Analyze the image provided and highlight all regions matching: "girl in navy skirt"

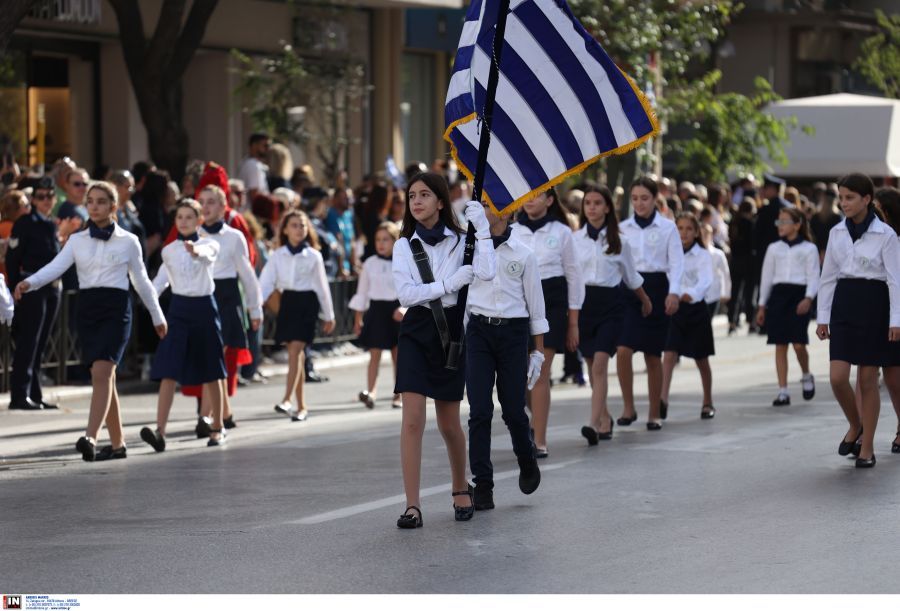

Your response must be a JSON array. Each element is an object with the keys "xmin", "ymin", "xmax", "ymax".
[
  {"xmin": 817, "ymin": 173, "xmax": 900, "ymax": 468},
  {"xmin": 574, "ymin": 186, "xmax": 650, "ymax": 444},
  {"xmin": 143, "ymin": 199, "xmax": 228, "ymax": 449},
  {"xmin": 511, "ymin": 188, "xmax": 583, "ymax": 457},
  {"xmin": 873, "ymin": 187, "xmax": 900, "ymax": 453},
  {"xmin": 660, "ymin": 212, "xmax": 716, "ymax": 419},
  {"xmin": 393, "ymin": 172, "xmax": 495, "ymax": 528},
  {"xmin": 756, "ymin": 207, "xmax": 820, "ymax": 407},
  {"xmin": 350, "ymin": 221, "xmax": 404, "ymax": 409},
  {"xmin": 617, "ymin": 177, "xmax": 684, "ymax": 430},
  {"xmin": 14, "ymin": 182, "xmax": 166, "ymax": 461},
  {"xmin": 259, "ymin": 210, "xmax": 335, "ymax": 422}
]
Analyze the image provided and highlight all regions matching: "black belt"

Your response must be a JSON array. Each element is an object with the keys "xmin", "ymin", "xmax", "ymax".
[{"xmin": 471, "ymin": 313, "xmax": 528, "ymax": 326}]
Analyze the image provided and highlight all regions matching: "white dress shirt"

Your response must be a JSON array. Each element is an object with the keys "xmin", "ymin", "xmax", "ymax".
[
  {"xmin": 573, "ymin": 225, "xmax": 643, "ymax": 290},
  {"xmin": 392, "ymin": 225, "xmax": 496, "ymax": 309},
  {"xmin": 619, "ymin": 213, "xmax": 684, "ymax": 295},
  {"xmin": 818, "ymin": 217, "xmax": 900, "ymax": 326},
  {"xmin": 153, "ymin": 237, "xmax": 219, "ymax": 297},
  {"xmin": 258, "ymin": 245, "xmax": 335, "ymax": 321},
  {"xmin": 758, "ymin": 239, "xmax": 820, "ymax": 306},
  {"xmin": 237, "ymin": 157, "xmax": 269, "ymax": 195},
  {"xmin": 0, "ymin": 272, "xmax": 13, "ymax": 322},
  {"xmin": 25, "ymin": 223, "xmax": 165, "ymax": 325},
  {"xmin": 467, "ymin": 234, "xmax": 549, "ymax": 336},
  {"xmin": 349, "ymin": 255, "xmax": 397, "ymax": 311},
  {"xmin": 706, "ymin": 245, "xmax": 732, "ymax": 304},
  {"xmin": 200, "ymin": 223, "xmax": 263, "ymax": 320},
  {"xmin": 680, "ymin": 243, "xmax": 713, "ymax": 304},
  {"xmin": 510, "ymin": 219, "xmax": 584, "ymax": 309}
]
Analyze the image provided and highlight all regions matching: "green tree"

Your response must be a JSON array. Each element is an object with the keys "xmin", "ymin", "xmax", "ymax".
[{"xmin": 853, "ymin": 9, "xmax": 900, "ymax": 99}]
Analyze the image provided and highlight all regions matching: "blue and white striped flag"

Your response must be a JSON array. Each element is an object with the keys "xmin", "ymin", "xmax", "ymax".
[{"xmin": 444, "ymin": 0, "xmax": 659, "ymax": 215}]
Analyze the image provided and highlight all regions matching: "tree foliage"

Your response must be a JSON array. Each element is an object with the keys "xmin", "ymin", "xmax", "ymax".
[{"xmin": 853, "ymin": 9, "xmax": 900, "ymax": 99}]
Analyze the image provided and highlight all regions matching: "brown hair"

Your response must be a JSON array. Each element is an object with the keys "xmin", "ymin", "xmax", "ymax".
[
  {"xmin": 401, "ymin": 172, "xmax": 463, "ymax": 240},
  {"xmin": 0, "ymin": 189, "xmax": 27, "ymax": 222},
  {"xmin": 778, "ymin": 206, "xmax": 812, "ymax": 242},
  {"xmin": 278, "ymin": 209, "xmax": 321, "ymax": 251},
  {"xmin": 675, "ymin": 211, "xmax": 706, "ymax": 248},
  {"xmin": 174, "ymin": 197, "xmax": 202, "ymax": 217},
  {"xmin": 875, "ymin": 187, "xmax": 900, "ymax": 236},
  {"xmin": 87, "ymin": 181, "xmax": 119, "ymax": 206},
  {"xmin": 837, "ymin": 173, "xmax": 875, "ymax": 209},
  {"xmin": 579, "ymin": 184, "xmax": 622, "ymax": 255}
]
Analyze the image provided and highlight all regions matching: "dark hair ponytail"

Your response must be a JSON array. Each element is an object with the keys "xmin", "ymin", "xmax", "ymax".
[
  {"xmin": 580, "ymin": 184, "xmax": 622, "ymax": 255},
  {"xmin": 837, "ymin": 173, "xmax": 875, "ymax": 210},
  {"xmin": 876, "ymin": 187, "xmax": 900, "ymax": 236},
  {"xmin": 544, "ymin": 187, "xmax": 568, "ymax": 224}
]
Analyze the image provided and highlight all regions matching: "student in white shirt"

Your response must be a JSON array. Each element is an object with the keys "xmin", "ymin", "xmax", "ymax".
[
  {"xmin": 817, "ymin": 173, "xmax": 900, "ymax": 468},
  {"xmin": 617, "ymin": 176, "xmax": 684, "ymax": 430},
  {"xmin": 14, "ymin": 182, "xmax": 166, "ymax": 462},
  {"xmin": 0, "ymin": 272, "xmax": 13, "ymax": 327},
  {"xmin": 392, "ymin": 172, "xmax": 496, "ymax": 528},
  {"xmin": 465, "ymin": 202, "xmax": 546, "ymax": 512},
  {"xmin": 660, "ymin": 212, "xmax": 716, "ymax": 419},
  {"xmin": 142, "ymin": 199, "xmax": 228, "ymax": 450},
  {"xmin": 701, "ymin": 223, "xmax": 731, "ymax": 318},
  {"xmin": 755, "ymin": 207, "xmax": 820, "ymax": 407},
  {"xmin": 873, "ymin": 187, "xmax": 900, "ymax": 454},
  {"xmin": 574, "ymin": 186, "xmax": 650, "ymax": 445},
  {"xmin": 259, "ymin": 209, "xmax": 336, "ymax": 423},
  {"xmin": 350, "ymin": 221, "xmax": 404, "ymax": 410},
  {"xmin": 511, "ymin": 187, "xmax": 583, "ymax": 458}
]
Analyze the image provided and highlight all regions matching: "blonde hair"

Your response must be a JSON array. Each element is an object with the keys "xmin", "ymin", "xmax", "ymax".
[
  {"xmin": 268, "ymin": 143, "xmax": 294, "ymax": 180},
  {"xmin": 87, "ymin": 181, "xmax": 118, "ymax": 206},
  {"xmin": 375, "ymin": 220, "xmax": 400, "ymax": 241},
  {"xmin": 278, "ymin": 209, "xmax": 321, "ymax": 251},
  {"xmin": 175, "ymin": 197, "xmax": 202, "ymax": 217},
  {"xmin": 200, "ymin": 184, "xmax": 227, "ymax": 206}
]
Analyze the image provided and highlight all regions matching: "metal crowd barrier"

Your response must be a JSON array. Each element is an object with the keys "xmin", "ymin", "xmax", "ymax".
[{"xmin": 0, "ymin": 278, "xmax": 359, "ymax": 393}]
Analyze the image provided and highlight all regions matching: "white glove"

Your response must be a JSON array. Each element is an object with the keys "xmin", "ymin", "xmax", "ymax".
[
  {"xmin": 0, "ymin": 311, "xmax": 12, "ymax": 327},
  {"xmin": 443, "ymin": 265, "xmax": 474, "ymax": 294},
  {"xmin": 526, "ymin": 351, "xmax": 545, "ymax": 390},
  {"xmin": 464, "ymin": 200, "xmax": 491, "ymax": 239}
]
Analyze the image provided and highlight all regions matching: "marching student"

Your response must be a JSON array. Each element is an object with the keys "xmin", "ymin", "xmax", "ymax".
[
  {"xmin": 350, "ymin": 221, "xmax": 404, "ymax": 410},
  {"xmin": 511, "ymin": 187, "xmax": 583, "ymax": 458},
  {"xmin": 617, "ymin": 176, "xmax": 684, "ymax": 430},
  {"xmin": 259, "ymin": 209, "xmax": 335, "ymax": 422},
  {"xmin": 574, "ymin": 186, "xmax": 650, "ymax": 444},
  {"xmin": 702, "ymin": 223, "xmax": 731, "ymax": 319},
  {"xmin": 141, "ymin": 199, "xmax": 228, "ymax": 450},
  {"xmin": 466, "ymin": 203, "xmax": 545, "ymax": 511},
  {"xmin": 817, "ymin": 173, "xmax": 900, "ymax": 468},
  {"xmin": 14, "ymin": 182, "xmax": 166, "ymax": 461},
  {"xmin": 755, "ymin": 207, "xmax": 820, "ymax": 407},
  {"xmin": 392, "ymin": 172, "xmax": 495, "ymax": 528},
  {"xmin": 660, "ymin": 212, "xmax": 716, "ymax": 419}
]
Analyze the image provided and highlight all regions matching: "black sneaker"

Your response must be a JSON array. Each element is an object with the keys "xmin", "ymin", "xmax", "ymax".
[
  {"xmin": 473, "ymin": 484, "xmax": 494, "ymax": 510},
  {"xmin": 518, "ymin": 456, "xmax": 541, "ymax": 495},
  {"xmin": 195, "ymin": 416, "xmax": 212, "ymax": 439},
  {"xmin": 75, "ymin": 436, "xmax": 96, "ymax": 462},
  {"xmin": 94, "ymin": 445, "xmax": 127, "ymax": 461},
  {"xmin": 140, "ymin": 427, "xmax": 166, "ymax": 452}
]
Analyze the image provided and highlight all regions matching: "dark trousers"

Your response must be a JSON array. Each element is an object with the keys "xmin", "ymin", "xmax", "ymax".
[
  {"xmin": 563, "ymin": 348, "xmax": 583, "ymax": 378},
  {"xmin": 465, "ymin": 317, "xmax": 534, "ymax": 489},
  {"xmin": 10, "ymin": 285, "xmax": 60, "ymax": 403},
  {"xmin": 728, "ymin": 260, "xmax": 756, "ymax": 327}
]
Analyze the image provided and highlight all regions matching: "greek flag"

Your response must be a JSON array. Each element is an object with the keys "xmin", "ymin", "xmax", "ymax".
[{"xmin": 444, "ymin": 0, "xmax": 659, "ymax": 215}]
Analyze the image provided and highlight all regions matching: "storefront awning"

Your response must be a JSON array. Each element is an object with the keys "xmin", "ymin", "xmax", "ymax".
[{"xmin": 765, "ymin": 93, "xmax": 900, "ymax": 178}]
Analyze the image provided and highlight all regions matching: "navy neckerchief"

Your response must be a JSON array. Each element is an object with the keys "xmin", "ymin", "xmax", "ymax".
[
  {"xmin": 683, "ymin": 240, "xmax": 700, "ymax": 254},
  {"xmin": 203, "ymin": 220, "xmax": 225, "ymax": 234},
  {"xmin": 846, "ymin": 209, "xmax": 876, "ymax": 243},
  {"xmin": 287, "ymin": 241, "xmax": 307, "ymax": 255},
  {"xmin": 781, "ymin": 235, "xmax": 805, "ymax": 247},
  {"xmin": 177, "ymin": 232, "xmax": 200, "ymax": 242},
  {"xmin": 586, "ymin": 220, "xmax": 607, "ymax": 241},
  {"xmin": 87, "ymin": 221, "xmax": 115, "ymax": 242},
  {"xmin": 634, "ymin": 209, "xmax": 656, "ymax": 229},
  {"xmin": 376, "ymin": 253, "xmax": 393, "ymax": 261},
  {"xmin": 491, "ymin": 225, "xmax": 512, "ymax": 249},
  {"xmin": 415, "ymin": 221, "xmax": 447, "ymax": 247},
  {"xmin": 518, "ymin": 214, "xmax": 553, "ymax": 234}
]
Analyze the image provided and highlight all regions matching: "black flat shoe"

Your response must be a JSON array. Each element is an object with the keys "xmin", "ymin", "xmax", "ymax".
[
  {"xmin": 75, "ymin": 436, "xmax": 96, "ymax": 462},
  {"xmin": 646, "ymin": 421, "xmax": 662, "ymax": 431},
  {"xmin": 597, "ymin": 417, "xmax": 614, "ymax": 441},
  {"xmin": 473, "ymin": 484, "xmax": 494, "ymax": 510},
  {"xmin": 94, "ymin": 445, "xmax": 127, "ymax": 461},
  {"xmin": 772, "ymin": 394, "xmax": 791, "ymax": 407},
  {"xmin": 397, "ymin": 506, "xmax": 423, "ymax": 528},
  {"xmin": 207, "ymin": 429, "xmax": 227, "ymax": 447},
  {"xmin": 452, "ymin": 484, "xmax": 475, "ymax": 521},
  {"xmin": 140, "ymin": 427, "xmax": 166, "ymax": 452},
  {"xmin": 892, "ymin": 433, "xmax": 900, "ymax": 454},
  {"xmin": 223, "ymin": 416, "xmax": 237, "ymax": 429},
  {"xmin": 855, "ymin": 455, "xmax": 876, "ymax": 468},
  {"xmin": 581, "ymin": 426, "xmax": 599, "ymax": 446},
  {"xmin": 518, "ymin": 456, "xmax": 541, "ymax": 494},
  {"xmin": 9, "ymin": 398, "xmax": 42, "ymax": 411},
  {"xmin": 701, "ymin": 405, "xmax": 716, "ymax": 420},
  {"xmin": 659, "ymin": 399, "xmax": 668, "ymax": 420},
  {"xmin": 195, "ymin": 416, "xmax": 212, "ymax": 439},
  {"xmin": 358, "ymin": 390, "xmax": 375, "ymax": 409},
  {"xmin": 535, "ymin": 447, "xmax": 549, "ymax": 459},
  {"xmin": 38, "ymin": 401, "xmax": 59, "ymax": 410},
  {"xmin": 617, "ymin": 413, "xmax": 638, "ymax": 426},
  {"xmin": 838, "ymin": 427, "xmax": 863, "ymax": 457}
]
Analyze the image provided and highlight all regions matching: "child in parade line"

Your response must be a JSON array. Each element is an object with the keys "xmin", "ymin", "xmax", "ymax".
[
  {"xmin": 574, "ymin": 186, "xmax": 650, "ymax": 444},
  {"xmin": 702, "ymin": 223, "xmax": 731, "ymax": 319},
  {"xmin": 259, "ymin": 210, "xmax": 336, "ymax": 422},
  {"xmin": 392, "ymin": 172, "xmax": 495, "ymax": 528},
  {"xmin": 511, "ymin": 188, "xmax": 583, "ymax": 458},
  {"xmin": 14, "ymin": 182, "xmax": 166, "ymax": 461},
  {"xmin": 466, "ymin": 202, "xmax": 545, "ymax": 511},
  {"xmin": 660, "ymin": 212, "xmax": 716, "ymax": 419},
  {"xmin": 755, "ymin": 207, "xmax": 820, "ymax": 407},
  {"xmin": 350, "ymin": 221, "xmax": 405, "ymax": 410},
  {"xmin": 617, "ymin": 177, "xmax": 684, "ymax": 430},
  {"xmin": 141, "ymin": 199, "xmax": 228, "ymax": 450},
  {"xmin": 816, "ymin": 174, "xmax": 900, "ymax": 468}
]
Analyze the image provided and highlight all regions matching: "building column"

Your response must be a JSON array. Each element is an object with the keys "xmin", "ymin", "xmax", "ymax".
[{"xmin": 371, "ymin": 7, "xmax": 404, "ymax": 170}]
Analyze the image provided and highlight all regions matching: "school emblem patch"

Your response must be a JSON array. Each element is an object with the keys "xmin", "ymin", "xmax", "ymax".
[
  {"xmin": 7, "ymin": 237, "xmax": 18, "ymax": 249},
  {"xmin": 858, "ymin": 256, "xmax": 870, "ymax": 268},
  {"xmin": 505, "ymin": 260, "xmax": 524, "ymax": 277},
  {"xmin": 545, "ymin": 236, "xmax": 559, "ymax": 249},
  {"xmin": 645, "ymin": 230, "xmax": 659, "ymax": 244}
]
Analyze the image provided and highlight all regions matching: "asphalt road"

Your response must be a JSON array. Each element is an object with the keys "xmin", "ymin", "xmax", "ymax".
[{"xmin": 2, "ymin": 324, "xmax": 900, "ymax": 594}]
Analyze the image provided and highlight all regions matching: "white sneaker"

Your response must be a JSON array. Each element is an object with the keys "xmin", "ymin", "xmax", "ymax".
[
  {"xmin": 802, "ymin": 374, "xmax": 815, "ymax": 400},
  {"xmin": 274, "ymin": 401, "xmax": 292, "ymax": 415},
  {"xmin": 290, "ymin": 408, "xmax": 308, "ymax": 422}
]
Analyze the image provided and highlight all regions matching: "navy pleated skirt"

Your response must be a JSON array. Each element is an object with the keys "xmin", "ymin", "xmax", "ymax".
[
  {"xmin": 578, "ymin": 285, "xmax": 624, "ymax": 358},
  {"xmin": 665, "ymin": 301, "xmax": 715, "ymax": 359},
  {"xmin": 76, "ymin": 287, "xmax": 132, "ymax": 366},
  {"xmin": 619, "ymin": 272, "xmax": 669, "ymax": 357},
  {"xmin": 394, "ymin": 305, "xmax": 465, "ymax": 401},
  {"xmin": 829, "ymin": 278, "xmax": 892, "ymax": 366},
  {"xmin": 214, "ymin": 277, "xmax": 249, "ymax": 349},
  {"xmin": 541, "ymin": 276, "xmax": 569, "ymax": 352},
  {"xmin": 151, "ymin": 294, "xmax": 226, "ymax": 385},
  {"xmin": 275, "ymin": 290, "xmax": 319, "ymax": 344},
  {"xmin": 765, "ymin": 283, "xmax": 810, "ymax": 345},
  {"xmin": 359, "ymin": 299, "xmax": 401, "ymax": 350}
]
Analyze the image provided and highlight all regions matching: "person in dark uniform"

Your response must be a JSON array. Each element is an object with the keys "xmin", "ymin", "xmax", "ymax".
[
  {"xmin": 753, "ymin": 174, "xmax": 792, "ymax": 324},
  {"xmin": 4, "ymin": 177, "xmax": 61, "ymax": 410}
]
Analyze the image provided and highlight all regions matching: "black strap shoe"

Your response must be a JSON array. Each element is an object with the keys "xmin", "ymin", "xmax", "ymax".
[
  {"xmin": 95, "ymin": 445, "xmax": 127, "ymax": 461},
  {"xmin": 597, "ymin": 417, "xmax": 614, "ymax": 441},
  {"xmin": 452, "ymin": 484, "xmax": 475, "ymax": 521},
  {"xmin": 195, "ymin": 416, "xmax": 212, "ymax": 439},
  {"xmin": 518, "ymin": 457, "xmax": 541, "ymax": 495},
  {"xmin": 647, "ymin": 421, "xmax": 662, "ymax": 431},
  {"xmin": 140, "ymin": 427, "xmax": 166, "ymax": 452},
  {"xmin": 701, "ymin": 405, "xmax": 716, "ymax": 420},
  {"xmin": 397, "ymin": 506, "xmax": 423, "ymax": 528}
]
